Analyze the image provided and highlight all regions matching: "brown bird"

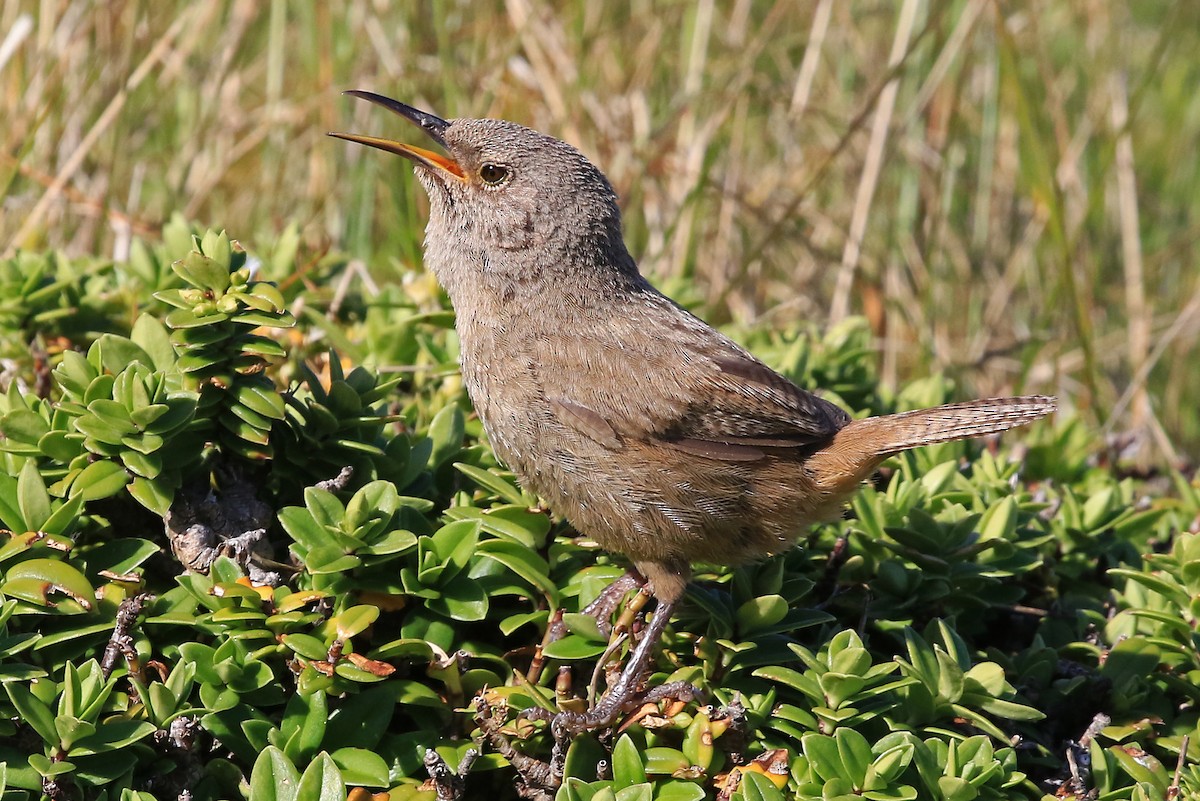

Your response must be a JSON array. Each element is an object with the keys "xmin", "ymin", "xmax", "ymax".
[{"xmin": 331, "ymin": 91, "xmax": 1055, "ymax": 732}]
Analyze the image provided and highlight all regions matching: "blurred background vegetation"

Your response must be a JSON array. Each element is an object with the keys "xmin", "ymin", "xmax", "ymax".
[{"xmin": 2, "ymin": 0, "xmax": 1198, "ymax": 465}]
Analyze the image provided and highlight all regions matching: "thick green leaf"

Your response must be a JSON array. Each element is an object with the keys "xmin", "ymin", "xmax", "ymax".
[
  {"xmin": 736, "ymin": 771, "xmax": 786, "ymax": 801},
  {"xmin": 736, "ymin": 594, "xmax": 788, "ymax": 633},
  {"xmin": 2, "ymin": 558, "xmax": 94, "ymax": 610},
  {"xmin": 71, "ymin": 459, "xmax": 130, "ymax": 500},
  {"xmin": 330, "ymin": 747, "xmax": 389, "ymax": 787},
  {"xmin": 453, "ymin": 463, "xmax": 528, "ymax": 506},
  {"xmin": 250, "ymin": 745, "xmax": 301, "ymax": 801},
  {"xmin": 427, "ymin": 404, "xmax": 464, "ymax": 468},
  {"xmin": 611, "ymin": 734, "xmax": 646, "ymax": 788},
  {"xmin": 475, "ymin": 539, "xmax": 557, "ymax": 599},
  {"xmin": 0, "ymin": 410, "xmax": 49, "ymax": 445},
  {"xmin": 17, "ymin": 460, "xmax": 51, "ymax": 531},
  {"xmin": 428, "ymin": 578, "xmax": 489, "ymax": 621},
  {"xmin": 4, "ymin": 682, "xmax": 57, "ymax": 744},
  {"xmin": 280, "ymin": 690, "xmax": 327, "ymax": 764},
  {"xmin": 295, "ymin": 752, "xmax": 346, "ymax": 801},
  {"xmin": 70, "ymin": 720, "xmax": 156, "ymax": 755},
  {"xmin": 128, "ymin": 476, "xmax": 174, "ymax": 515},
  {"xmin": 542, "ymin": 635, "xmax": 609, "ymax": 661}
]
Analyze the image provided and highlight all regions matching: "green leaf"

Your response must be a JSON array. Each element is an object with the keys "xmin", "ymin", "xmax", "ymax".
[
  {"xmin": 542, "ymin": 635, "xmax": 609, "ymax": 660},
  {"xmin": 453, "ymin": 462, "xmax": 528, "ymax": 506},
  {"xmin": 75, "ymin": 415, "xmax": 130, "ymax": 446},
  {"xmin": 736, "ymin": 594, "xmax": 788, "ymax": 633},
  {"xmin": 735, "ymin": 771, "xmax": 786, "ymax": 801},
  {"xmin": 803, "ymin": 734, "xmax": 842, "ymax": 783},
  {"xmin": 428, "ymin": 579, "xmax": 489, "ymax": 621},
  {"xmin": 295, "ymin": 753, "xmax": 346, "ymax": 801},
  {"xmin": 279, "ymin": 506, "xmax": 337, "ymax": 550},
  {"xmin": 250, "ymin": 745, "xmax": 301, "ymax": 801},
  {"xmin": 978, "ymin": 496, "xmax": 1017, "ymax": 541},
  {"xmin": 71, "ymin": 459, "xmax": 131, "ymax": 500},
  {"xmin": 614, "ymin": 784, "xmax": 652, "ymax": 801},
  {"xmin": 70, "ymin": 720, "xmax": 156, "ymax": 754},
  {"xmin": 128, "ymin": 476, "xmax": 175, "ymax": 515},
  {"xmin": 936, "ymin": 776, "xmax": 977, "ymax": 801},
  {"xmin": 130, "ymin": 314, "xmax": 178, "ymax": 370},
  {"xmin": 41, "ymin": 493, "xmax": 85, "ymax": 536},
  {"xmin": 429, "ymin": 519, "xmax": 480, "ymax": 571},
  {"xmin": 234, "ymin": 381, "xmax": 288, "ymax": 420},
  {"xmin": 642, "ymin": 747, "xmax": 689, "ymax": 775},
  {"xmin": 17, "ymin": 460, "xmax": 51, "ymax": 531},
  {"xmin": 174, "ymin": 249, "xmax": 232, "ymax": 293},
  {"xmin": 653, "ymin": 781, "xmax": 706, "ymax": 801},
  {"xmin": 835, "ymin": 727, "xmax": 873, "ymax": 786},
  {"xmin": 38, "ymin": 430, "xmax": 83, "ymax": 462},
  {"xmin": 444, "ymin": 504, "xmax": 542, "ymax": 548},
  {"xmin": 325, "ymin": 685, "xmax": 398, "ymax": 750},
  {"xmin": 2, "ymin": 558, "xmax": 95, "ymax": 610},
  {"xmin": 4, "ymin": 682, "xmax": 58, "ymax": 744},
  {"xmin": 281, "ymin": 690, "xmax": 327, "ymax": 764},
  {"xmin": 611, "ymin": 734, "xmax": 646, "ymax": 788},
  {"xmin": 968, "ymin": 696, "xmax": 1045, "ymax": 721},
  {"xmin": 427, "ymin": 404, "xmax": 464, "ymax": 468},
  {"xmin": 283, "ymin": 634, "xmax": 330, "ymax": 661},
  {"xmin": 304, "ymin": 487, "xmax": 345, "ymax": 529},
  {"xmin": 232, "ymin": 309, "xmax": 294, "ymax": 327},
  {"xmin": 0, "ymin": 410, "xmax": 50, "ymax": 444},
  {"xmin": 332, "ymin": 605, "xmax": 379, "ymax": 639},
  {"xmin": 330, "ymin": 747, "xmax": 389, "ymax": 787},
  {"xmin": 476, "ymin": 539, "xmax": 557, "ymax": 599},
  {"xmin": 28, "ymin": 753, "xmax": 75, "ymax": 778},
  {"xmin": 82, "ymin": 537, "xmax": 160, "ymax": 575},
  {"xmin": 87, "ymin": 398, "xmax": 136, "ymax": 429},
  {"xmin": 54, "ymin": 715, "xmax": 97, "ymax": 750}
]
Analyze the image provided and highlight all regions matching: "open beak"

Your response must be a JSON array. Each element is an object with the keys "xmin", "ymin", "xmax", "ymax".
[{"xmin": 329, "ymin": 90, "xmax": 465, "ymax": 181}]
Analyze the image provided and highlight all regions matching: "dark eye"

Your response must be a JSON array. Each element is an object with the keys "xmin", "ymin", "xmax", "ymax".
[{"xmin": 479, "ymin": 163, "xmax": 510, "ymax": 186}]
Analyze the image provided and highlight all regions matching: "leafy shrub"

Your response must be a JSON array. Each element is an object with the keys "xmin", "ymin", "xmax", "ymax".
[{"xmin": 0, "ymin": 226, "xmax": 1195, "ymax": 801}]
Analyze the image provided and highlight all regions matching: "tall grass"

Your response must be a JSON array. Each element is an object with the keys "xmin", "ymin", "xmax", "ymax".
[{"xmin": 3, "ymin": 0, "xmax": 1198, "ymax": 461}]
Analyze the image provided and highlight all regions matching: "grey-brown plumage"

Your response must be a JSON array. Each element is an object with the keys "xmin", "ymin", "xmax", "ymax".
[{"xmin": 331, "ymin": 91, "xmax": 1055, "ymax": 729}]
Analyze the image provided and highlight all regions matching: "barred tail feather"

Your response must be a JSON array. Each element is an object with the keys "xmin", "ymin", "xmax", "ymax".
[{"xmin": 808, "ymin": 395, "xmax": 1055, "ymax": 492}]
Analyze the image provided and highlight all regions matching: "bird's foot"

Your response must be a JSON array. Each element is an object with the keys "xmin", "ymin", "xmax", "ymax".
[{"xmin": 526, "ymin": 596, "xmax": 684, "ymax": 737}]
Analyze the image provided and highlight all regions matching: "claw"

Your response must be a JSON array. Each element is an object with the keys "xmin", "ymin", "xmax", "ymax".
[{"xmin": 545, "ymin": 595, "xmax": 678, "ymax": 736}]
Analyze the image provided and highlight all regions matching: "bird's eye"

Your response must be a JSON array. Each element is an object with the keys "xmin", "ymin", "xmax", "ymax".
[{"xmin": 479, "ymin": 163, "xmax": 510, "ymax": 186}]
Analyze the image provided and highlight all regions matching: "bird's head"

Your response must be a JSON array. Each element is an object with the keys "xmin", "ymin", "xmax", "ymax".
[{"xmin": 331, "ymin": 91, "xmax": 635, "ymax": 298}]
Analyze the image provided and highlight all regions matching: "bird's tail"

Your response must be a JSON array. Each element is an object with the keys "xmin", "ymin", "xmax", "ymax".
[{"xmin": 807, "ymin": 395, "xmax": 1055, "ymax": 492}]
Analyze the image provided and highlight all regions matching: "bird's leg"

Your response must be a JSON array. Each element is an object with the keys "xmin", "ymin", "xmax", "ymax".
[
  {"xmin": 583, "ymin": 571, "xmax": 646, "ymax": 637},
  {"xmin": 545, "ymin": 570, "xmax": 646, "ymax": 643},
  {"xmin": 548, "ymin": 595, "xmax": 677, "ymax": 736}
]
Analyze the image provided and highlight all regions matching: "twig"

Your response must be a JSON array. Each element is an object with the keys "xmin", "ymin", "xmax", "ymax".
[
  {"xmin": 1059, "ymin": 712, "xmax": 1110, "ymax": 797},
  {"xmin": 474, "ymin": 695, "xmax": 557, "ymax": 799},
  {"xmin": 101, "ymin": 593, "xmax": 152, "ymax": 680},
  {"xmin": 1167, "ymin": 734, "xmax": 1189, "ymax": 800},
  {"xmin": 314, "ymin": 466, "xmax": 355, "ymax": 493},
  {"xmin": 423, "ymin": 746, "xmax": 478, "ymax": 801}
]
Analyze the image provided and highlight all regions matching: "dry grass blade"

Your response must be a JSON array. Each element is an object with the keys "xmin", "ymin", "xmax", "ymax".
[
  {"xmin": 2, "ymin": 2, "xmax": 1198, "ymax": 458},
  {"xmin": 829, "ymin": 0, "xmax": 920, "ymax": 324}
]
